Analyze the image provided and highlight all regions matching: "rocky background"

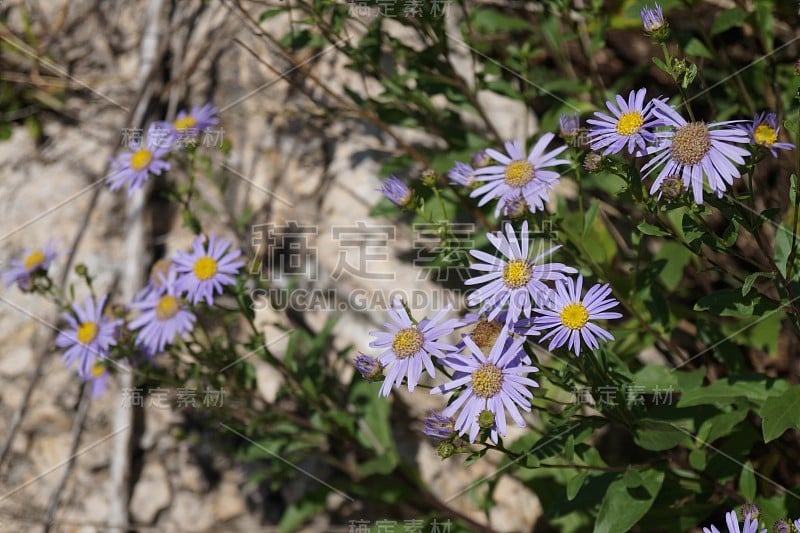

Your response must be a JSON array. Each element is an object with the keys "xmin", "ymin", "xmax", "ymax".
[{"xmin": 0, "ymin": 1, "xmax": 544, "ymax": 531}]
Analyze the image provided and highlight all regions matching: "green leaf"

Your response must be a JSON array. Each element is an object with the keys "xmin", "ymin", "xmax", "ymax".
[
  {"xmin": 742, "ymin": 271, "xmax": 774, "ymax": 296},
  {"xmin": 759, "ymin": 385, "xmax": 800, "ymax": 443},
  {"xmin": 583, "ymin": 201, "xmax": 601, "ymax": 239},
  {"xmin": 694, "ymin": 289, "xmax": 776, "ymax": 318},
  {"xmin": 637, "ymin": 222, "xmax": 669, "ymax": 237},
  {"xmin": 678, "ymin": 373, "xmax": 788, "ymax": 408},
  {"xmin": 684, "ymin": 38, "xmax": 713, "ymax": 59},
  {"xmin": 567, "ymin": 470, "xmax": 589, "ymax": 501},
  {"xmin": 634, "ymin": 420, "xmax": 688, "ymax": 451},
  {"xmin": 655, "ymin": 242, "xmax": 692, "ymax": 292},
  {"xmin": 739, "ymin": 461, "xmax": 757, "ymax": 502},
  {"xmin": 711, "ymin": 8, "xmax": 746, "ymax": 35},
  {"xmin": 594, "ymin": 469, "xmax": 665, "ymax": 533},
  {"xmin": 689, "ymin": 449, "xmax": 707, "ymax": 470}
]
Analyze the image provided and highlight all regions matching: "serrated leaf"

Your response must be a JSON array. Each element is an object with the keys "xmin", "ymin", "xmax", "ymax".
[
  {"xmin": 759, "ymin": 386, "xmax": 800, "ymax": 442},
  {"xmin": 594, "ymin": 469, "xmax": 665, "ymax": 533}
]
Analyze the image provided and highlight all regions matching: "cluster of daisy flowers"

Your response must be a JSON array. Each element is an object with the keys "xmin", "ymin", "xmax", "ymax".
[
  {"xmin": 356, "ymin": 221, "xmax": 622, "ymax": 446},
  {"xmin": 107, "ymin": 103, "xmax": 219, "ymax": 196},
  {"xmin": 2, "ymin": 233, "xmax": 243, "ymax": 397}
]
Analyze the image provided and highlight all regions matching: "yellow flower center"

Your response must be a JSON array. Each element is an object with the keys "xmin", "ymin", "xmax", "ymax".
[
  {"xmin": 671, "ymin": 122, "xmax": 711, "ymax": 165},
  {"xmin": 615, "ymin": 111, "xmax": 644, "ymax": 136},
  {"xmin": 91, "ymin": 362, "xmax": 106, "ymax": 378},
  {"xmin": 472, "ymin": 363, "xmax": 503, "ymax": 398},
  {"xmin": 173, "ymin": 115, "xmax": 197, "ymax": 131},
  {"xmin": 155, "ymin": 295, "xmax": 180, "ymax": 320},
  {"xmin": 503, "ymin": 160, "xmax": 535, "ymax": 188},
  {"xmin": 560, "ymin": 303, "xmax": 589, "ymax": 330},
  {"xmin": 193, "ymin": 256, "xmax": 218, "ymax": 281},
  {"xmin": 23, "ymin": 250, "xmax": 46, "ymax": 271},
  {"xmin": 77, "ymin": 321, "xmax": 99, "ymax": 345},
  {"xmin": 754, "ymin": 124, "xmax": 777, "ymax": 146},
  {"xmin": 470, "ymin": 320, "xmax": 503, "ymax": 352},
  {"xmin": 130, "ymin": 148, "xmax": 153, "ymax": 171},
  {"xmin": 502, "ymin": 259, "xmax": 532, "ymax": 289},
  {"xmin": 391, "ymin": 327, "xmax": 424, "ymax": 359}
]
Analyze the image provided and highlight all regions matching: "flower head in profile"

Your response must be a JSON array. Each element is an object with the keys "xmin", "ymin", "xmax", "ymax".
[
  {"xmin": 559, "ymin": 113, "xmax": 581, "ymax": 141},
  {"xmin": 702, "ymin": 508, "xmax": 765, "ymax": 533},
  {"xmin": 173, "ymin": 103, "xmax": 219, "ymax": 133},
  {"xmin": 129, "ymin": 271, "xmax": 196, "ymax": 354},
  {"xmin": 133, "ymin": 258, "xmax": 175, "ymax": 303},
  {"xmin": 448, "ymin": 161, "xmax": 476, "ymax": 187},
  {"xmin": 2, "ymin": 240, "xmax": 58, "ymax": 291},
  {"xmin": 470, "ymin": 134, "xmax": 569, "ymax": 216},
  {"xmin": 639, "ymin": 4, "xmax": 667, "ymax": 35},
  {"xmin": 378, "ymin": 176, "xmax": 414, "ymax": 208},
  {"xmin": 746, "ymin": 112, "xmax": 794, "ymax": 157},
  {"xmin": 174, "ymin": 234, "xmax": 244, "ymax": 305},
  {"xmin": 354, "ymin": 353, "xmax": 383, "ymax": 381},
  {"xmin": 369, "ymin": 299, "xmax": 461, "ymax": 397},
  {"xmin": 56, "ymin": 295, "xmax": 122, "ymax": 379},
  {"xmin": 471, "ymin": 149, "xmax": 491, "ymax": 168},
  {"xmin": 642, "ymin": 99, "xmax": 751, "ymax": 204},
  {"xmin": 107, "ymin": 122, "xmax": 174, "ymax": 196},
  {"xmin": 587, "ymin": 89, "xmax": 663, "ymax": 156},
  {"xmin": 422, "ymin": 411, "xmax": 455, "ymax": 441},
  {"xmin": 88, "ymin": 361, "xmax": 111, "ymax": 398},
  {"xmin": 533, "ymin": 275, "xmax": 621, "ymax": 356},
  {"xmin": 465, "ymin": 221, "xmax": 577, "ymax": 324},
  {"xmin": 431, "ymin": 327, "xmax": 538, "ymax": 443}
]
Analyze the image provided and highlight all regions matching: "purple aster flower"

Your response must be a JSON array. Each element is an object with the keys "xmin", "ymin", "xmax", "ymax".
[
  {"xmin": 354, "ymin": 353, "xmax": 383, "ymax": 381},
  {"xmin": 471, "ymin": 149, "xmax": 491, "ymax": 168},
  {"xmin": 107, "ymin": 122, "xmax": 174, "ymax": 196},
  {"xmin": 378, "ymin": 175, "xmax": 414, "ymax": 207},
  {"xmin": 559, "ymin": 113, "xmax": 581, "ymax": 140},
  {"xmin": 773, "ymin": 520, "xmax": 790, "ymax": 533},
  {"xmin": 173, "ymin": 103, "xmax": 219, "ymax": 133},
  {"xmin": 587, "ymin": 89, "xmax": 663, "ymax": 156},
  {"xmin": 369, "ymin": 299, "xmax": 461, "ymax": 397},
  {"xmin": 533, "ymin": 275, "xmax": 621, "ymax": 356},
  {"xmin": 643, "ymin": 99, "xmax": 751, "ymax": 204},
  {"xmin": 423, "ymin": 411, "xmax": 455, "ymax": 441},
  {"xmin": 129, "ymin": 271, "xmax": 196, "ymax": 354},
  {"xmin": 746, "ymin": 112, "xmax": 795, "ymax": 157},
  {"xmin": 640, "ymin": 3, "xmax": 666, "ymax": 33},
  {"xmin": 471, "ymin": 135, "xmax": 569, "ymax": 216},
  {"xmin": 794, "ymin": 519, "xmax": 800, "ymax": 531},
  {"xmin": 465, "ymin": 220, "xmax": 577, "ymax": 324},
  {"xmin": 458, "ymin": 312, "xmax": 539, "ymax": 352},
  {"xmin": 2, "ymin": 240, "xmax": 58, "ymax": 290},
  {"xmin": 56, "ymin": 295, "xmax": 122, "ymax": 379},
  {"xmin": 133, "ymin": 258, "xmax": 175, "ymax": 303},
  {"xmin": 87, "ymin": 361, "xmax": 110, "ymax": 398},
  {"xmin": 702, "ymin": 509, "xmax": 765, "ymax": 533},
  {"xmin": 431, "ymin": 327, "xmax": 539, "ymax": 443},
  {"xmin": 448, "ymin": 161, "xmax": 475, "ymax": 187},
  {"xmin": 173, "ymin": 234, "xmax": 244, "ymax": 305}
]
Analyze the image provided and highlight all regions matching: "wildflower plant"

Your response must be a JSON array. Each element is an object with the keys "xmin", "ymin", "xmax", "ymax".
[{"xmin": 6, "ymin": 0, "xmax": 800, "ymax": 531}]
